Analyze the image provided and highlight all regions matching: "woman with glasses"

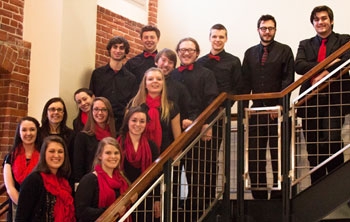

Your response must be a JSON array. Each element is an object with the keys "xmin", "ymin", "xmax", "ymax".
[
  {"xmin": 73, "ymin": 88, "xmax": 95, "ymax": 133},
  {"xmin": 73, "ymin": 97, "xmax": 116, "ymax": 185},
  {"xmin": 41, "ymin": 97, "xmax": 75, "ymax": 175},
  {"xmin": 3, "ymin": 117, "xmax": 41, "ymax": 222},
  {"xmin": 128, "ymin": 67, "xmax": 181, "ymax": 154}
]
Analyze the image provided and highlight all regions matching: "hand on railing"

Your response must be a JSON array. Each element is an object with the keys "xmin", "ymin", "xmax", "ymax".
[
  {"xmin": 182, "ymin": 119, "xmax": 193, "ymax": 129},
  {"xmin": 201, "ymin": 124, "xmax": 212, "ymax": 141},
  {"xmin": 325, "ymin": 58, "xmax": 341, "ymax": 69},
  {"xmin": 270, "ymin": 106, "xmax": 282, "ymax": 120},
  {"xmin": 154, "ymin": 200, "xmax": 161, "ymax": 218},
  {"xmin": 311, "ymin": 70, "xmax": 329, "ymax": 85}
]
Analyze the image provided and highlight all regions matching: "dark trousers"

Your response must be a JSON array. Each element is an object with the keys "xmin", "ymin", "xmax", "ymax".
[
  {"xmin": 248, "ymin": 114, "xmax": 279, "ymax": 199},
  {"xmin": 302, "ymin": 96, "xmax": 344, "ymax": 184}
]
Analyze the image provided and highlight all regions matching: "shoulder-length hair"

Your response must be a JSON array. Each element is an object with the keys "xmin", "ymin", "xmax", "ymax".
[
  {"xmin": 82, "ymin": 97, "xmax": 116, "ymax": 137},
  {"xmin": 10, "ymin": 116, "xmax": 41, "ymax": 161},
  {"xmin": 74, "ymin": 88, "xmax": 94, "ymax": 119},
  {"xmin": 129, "ymin": 67, "xmax": 172, "ymax": 123},
  {"xmin": 34, "ymin": 135, "xmax": 71, "ymax": 178},
  {"xmin": 41, "ymin": 97, "xmax": 69, "ymax": 138}
]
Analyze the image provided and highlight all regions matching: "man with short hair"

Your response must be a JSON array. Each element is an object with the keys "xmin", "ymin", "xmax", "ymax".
[
  {"xmin": 295, "ymin": 5, "xmax": 350, "ymax": 184},
  {"xmin": 198, "ymin": 24, "xmax": 242, "ymax": 97},
  {"xmin": 89, "ymin": 36, "xmax": 137, "ymax": 131},
  {"xmin": 125, "ymin": 25, "xmax": 160, "ymax": 84},
  {"xmin": 242, "ymin": 15, "xmax": 294, "ymax": 199},
  {"xmin": 155, "ymin": 48, "xmax": 191, "ymax": 125}
]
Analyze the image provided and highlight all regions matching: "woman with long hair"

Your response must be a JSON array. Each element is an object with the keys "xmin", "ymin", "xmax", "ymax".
[
  {"xmin": 41, "ymin": 97, "xmax": 75, "ymax": 170},
  {"xmin": 73, "ymin": 88, "xmax": 95, "ymax": 133},
  {"xmin": 129, "ymin": 67, "xmax": 181, "ymax": 154},
  {"xmin": 15, "ymin": 136, "xmax": 75, "ymax": 221},
  {"xmin": 73, "ymin": 97, "xmax": 116, "ymax": 184},
  {"xmin": 75, "ymin": 137, "xmax": 130, "ymax": 221},
  {"xmin": 3, "ymin": 117, "xmax": 41, "ymax": 221}
]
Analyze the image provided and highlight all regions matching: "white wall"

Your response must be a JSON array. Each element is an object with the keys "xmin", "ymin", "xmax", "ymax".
[
  {"xmin": 24, "ymin": 0, "xmax": 97, "ymax": 126},
  {"xmin": 97, "ymin": 0, "xmax": 148, "ymax": 24}
]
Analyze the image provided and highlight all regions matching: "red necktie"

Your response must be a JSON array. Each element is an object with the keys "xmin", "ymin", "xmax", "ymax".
[
  {"xmin": 144, "ymin": 52, "xmax": 156, "ymax": 58},
  {"xmin": 178, "ymin": 64, "xmax": 194, "ymax": 72},
  {"xmin": 261, "ymin": 46, "xmax": 268, "ymax": 66},
  {"xmin": 208, "ymin": 54, "xmax": 220, "ymax": 61},
  {"xmin": 317, "ymin": 39, "xmax": 327, "ymax": 62}
]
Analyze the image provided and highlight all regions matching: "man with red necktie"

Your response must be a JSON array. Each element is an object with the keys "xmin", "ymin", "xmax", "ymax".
[
  {"xmin": 198, "ymin": 24, "xmax": 242, "ymax": 97},
  {"xmin": 125, "ymin": 25, "xmax": 160, "ymax": 84},
  {"xmin": 90, "ymin": 36, "xmax": 137, "ymax": 132},
  {"xmin": 171, "ymin": 37, "xmax": 218, "ymax": 221},
  {"xmin": 241, "ymin": 14, "xmax": 294, "ymax": 200},
  {"xmin": 295, "ymin": 5, "xmax": 350, "ymax": 184}
]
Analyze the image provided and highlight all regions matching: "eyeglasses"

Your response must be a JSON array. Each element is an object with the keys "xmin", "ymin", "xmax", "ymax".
[
  {"xmin": 259, "ymin": 27, "xmax": 276, "ymax": 32},
  {"xmin": 93, "ymin": 108, "xmax": 108, "ymax": 113},
  {"xmin": 178, "ymin": 48, "xmax": 197, "ymax": 54},
  {"xmin": 48, "ymin": 107, "xmax": 64, "ymax": 113}
]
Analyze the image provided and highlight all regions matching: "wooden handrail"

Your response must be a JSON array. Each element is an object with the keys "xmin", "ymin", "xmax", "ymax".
[
  {"xmin": 96, "ymin": 93, "xmax": 228, "ymax": 222},
  {"xmin": 228, "ymin": 41, "xmax": 350, "ymax": 102}
]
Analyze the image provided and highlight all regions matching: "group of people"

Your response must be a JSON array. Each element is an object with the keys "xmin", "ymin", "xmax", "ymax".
[{"xmin": 3, "ymin": 4, "xmax": 349, "ymax": 221}]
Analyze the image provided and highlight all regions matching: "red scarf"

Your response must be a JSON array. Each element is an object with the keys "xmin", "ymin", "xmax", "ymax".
[
  {"xmin": 95, "ymin": 164, "xmax": 128, "ymax": 208},
  {"xmin": 117, "ymin": 134, "xmax": 152, "ymax": 172},
  {"xmin": 81, "ymin": 112, "xmax": 88, "ymax": 125},
  {"xmin": 145, "ymin": 94, "xmax": 162, "ymax": 150},
  {"xmin": 95, "ymin": 124, "xmax": 111, "ymax": 141},
  {"xmin": 40, "ymin": 173, "xmax": 75, "ymax": 222},
  {"xmin": 12, "ymin": 144, "xmax": 40, "ymax": 184}
]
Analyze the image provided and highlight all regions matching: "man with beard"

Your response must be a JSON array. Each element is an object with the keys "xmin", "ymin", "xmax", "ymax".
[
  {"xmin": 295, "ymin": 5, "xmax": 350, "ymax": 184},
  {"xmin": 89, "ymin": 36, "xmax": 137, "ymax": 132},
  {"xmin": 125, "ymin": 25, "xmax": 160, "ymax": 84},
  {"xmin": 241, "ymin": 14, "xmax": 294, "ymax": 199}
]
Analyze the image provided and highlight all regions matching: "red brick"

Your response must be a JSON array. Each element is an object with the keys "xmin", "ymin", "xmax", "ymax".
[
  {"xmin": 9, "ymin": 0, "xmax": 24, "ymax": 8},
  {"xmin": 10, "ymin": 19, "xmax": 18, "ymax": 28},
  {"xmin": 11, "ymin": 73, "xmax": 28, "ymax": 82},
  {"xmin": 12, "ymin": 14, "xmax": 23, "ymax": 23},
  {"xmin": 23, "ymin": 40, "xmax": 31, "ymax": 48},
  {"xmin": 15, "ymin": 58, "xmax": 27, "ymax": 67},
  {"xmin": 16, "ymin": 27, "xmax": 22, "ymax": 36},
  {"xmin": 3, "ymin": 2, "xmax": 19, "ymax": 14},
  {"xmin": 1, "ymin": 24, "xmax": 16, "ymax": 34},
  {"xmin": 0, "ymin": 8, "xmax": 13, "ymax": 18},
  {"xmin": 18, "ymin": 103, "xmax": 27, "ymax": 110},
  {"xmin": 149, "ymin": 6, "xmax": 157, "ymax": 13},
  {"xmin": 13, "ymin": 66, "xmax": 29, "ymax": 75},
  {"xmin": 2, "ymin": 17, "xmax": 10, "ymax": 25},
  {"xmin": 101, "ymin": 25, "xmax": 112, "ymax": 33},
  {"xmin": 101, "ymin": 14, "xmax": 113, "ymax": 22},
  {"xmin": 0, "ymin": 30, "xmax": 7, "ymax": 41}
]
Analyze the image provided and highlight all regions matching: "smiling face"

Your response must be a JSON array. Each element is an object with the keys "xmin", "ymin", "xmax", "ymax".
[
  {"xmin": 177, "ymin": 40, "xmax": 199, "ymax": 66},
  {"xmin": 142, "ymin": 31, "xmax": 159, "ymax": 53},
  {"xmin": 313, "ymin": 11, "xmax": 333, "ymax": 38},
  {"xmin": 45, "ymin": 141, "xmax": 65, "ymax": 175},
  {"xmin": 92, "ymin": 100, "xmax": 108, "ymax": 128},
  {"xmin": 20, "ymin": 120, "xmax": 37, "ymax": 146},
  {"xmin": 210, "ymin": 29, "xmax": 227, "ymax": 54},
  {"xmin": 145, "ymin": 70, "xmax": 163, "ymax": 97},
  {"xmin": 47, "ymin": 102, "xmax": 64, "ymax": 126},
  {"xmin": 128, "ymin": 112, "xmax": 147, "ymax": 136},
  {"xmin": 110, "ymin": 43, "xmax": 126, "ymax": 61},
  {"xmin": 99, "ymin": 144, "xmax": 121, "ymax": 171},
  {"xmin": 155, "ymin": 55, "xmax": 175, "ymax": 76},
  {"xmin": 258, "ymin": 20, "xmax": 276, "ymax": 46},
  {"xmin": 75, "ymin": 92, "xmax": 94, "ymax": 113}
]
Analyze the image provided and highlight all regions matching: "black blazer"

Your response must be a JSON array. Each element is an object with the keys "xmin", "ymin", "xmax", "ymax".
[{"xmin": 295, "ymin": 32, "xmax": 350, "ymax": 95}]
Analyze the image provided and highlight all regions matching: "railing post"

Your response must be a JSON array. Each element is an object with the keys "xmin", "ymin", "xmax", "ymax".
[
  {"xmin": 282, "ymin": 94, "xmax": 291, "ymax": 222},
  {"xmin": 163, "ymin": 158, "xmax": 173, "ymax": 222},
  {"xmin": 237, "ymin": 100, "xmax": 245, "ymax": 222},
  {"xmin": 223, "ymin": 99, "xmax": 232, "ymax": 221}
]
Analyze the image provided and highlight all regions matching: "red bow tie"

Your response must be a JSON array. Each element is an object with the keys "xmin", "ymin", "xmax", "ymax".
[
  {"xmin": 178, "ymin": 64, "xmax": 194, "ymax": 72},
  {"xmin": 144, "ymin": 52, "xmax": 156, "ymax": 58},
  {"xmin": 208, "ymin": 54, "xmax": 220, "ymax": 61}
]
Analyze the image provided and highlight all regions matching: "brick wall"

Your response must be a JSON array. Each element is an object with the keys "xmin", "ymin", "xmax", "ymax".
[
  {"xmin": 95, "ymin": 0, "xmax": 158, "ymax": 68},
  {"xmin": 0, "ymin": 0, "xmax": 30, "ymax": 218}
]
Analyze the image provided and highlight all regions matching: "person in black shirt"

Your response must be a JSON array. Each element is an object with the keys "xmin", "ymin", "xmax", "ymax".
[
  {"xmin": 90, "ymin": 36, "xmax": 137, "ymax": 132},
  {"xmin": 242, "ymin": 15, "xmax": 294, "ymax": 199},
  {"xmin": 125, "ymin": 25, "xmax": 160, "ymax": 84},
  {"xmin": 155, "ymin": 48, "xmax": 191, "ymax": 128},
  {"xmin": 198, "ymin": 24, "xmax": 242, "ymax": 97},
  {"xmin": 295, "ymin": 5, "xmax": 350, "ymax": 184}
]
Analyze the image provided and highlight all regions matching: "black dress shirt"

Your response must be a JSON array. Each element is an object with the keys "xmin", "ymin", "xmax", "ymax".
[
  {"xmin": 171, "ymin": 62, "xmax": 219, "ymax": 122},
  {"xmin": 198, "ymin": 50, "xmax": 242, "ymax": 95},
  {"xmin": 89, "ymin": 64, "xmax": 137, "ymax": 124},
  {"xmin": 242, "ymin": 41, "xmax": 295, "ymax": 107},
  {"xmin": 125, "ymin": 51, "xmax": 157, "ymax": 84}
]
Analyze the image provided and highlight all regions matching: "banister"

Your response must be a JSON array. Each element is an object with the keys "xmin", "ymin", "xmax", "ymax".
[
  {"xmin": 96, "ymin": 93, "xmax": 228, "ymax": 222},
  {"xmin": 229, "ymin": 41, "xmax": 350, "ymax": 102}
]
